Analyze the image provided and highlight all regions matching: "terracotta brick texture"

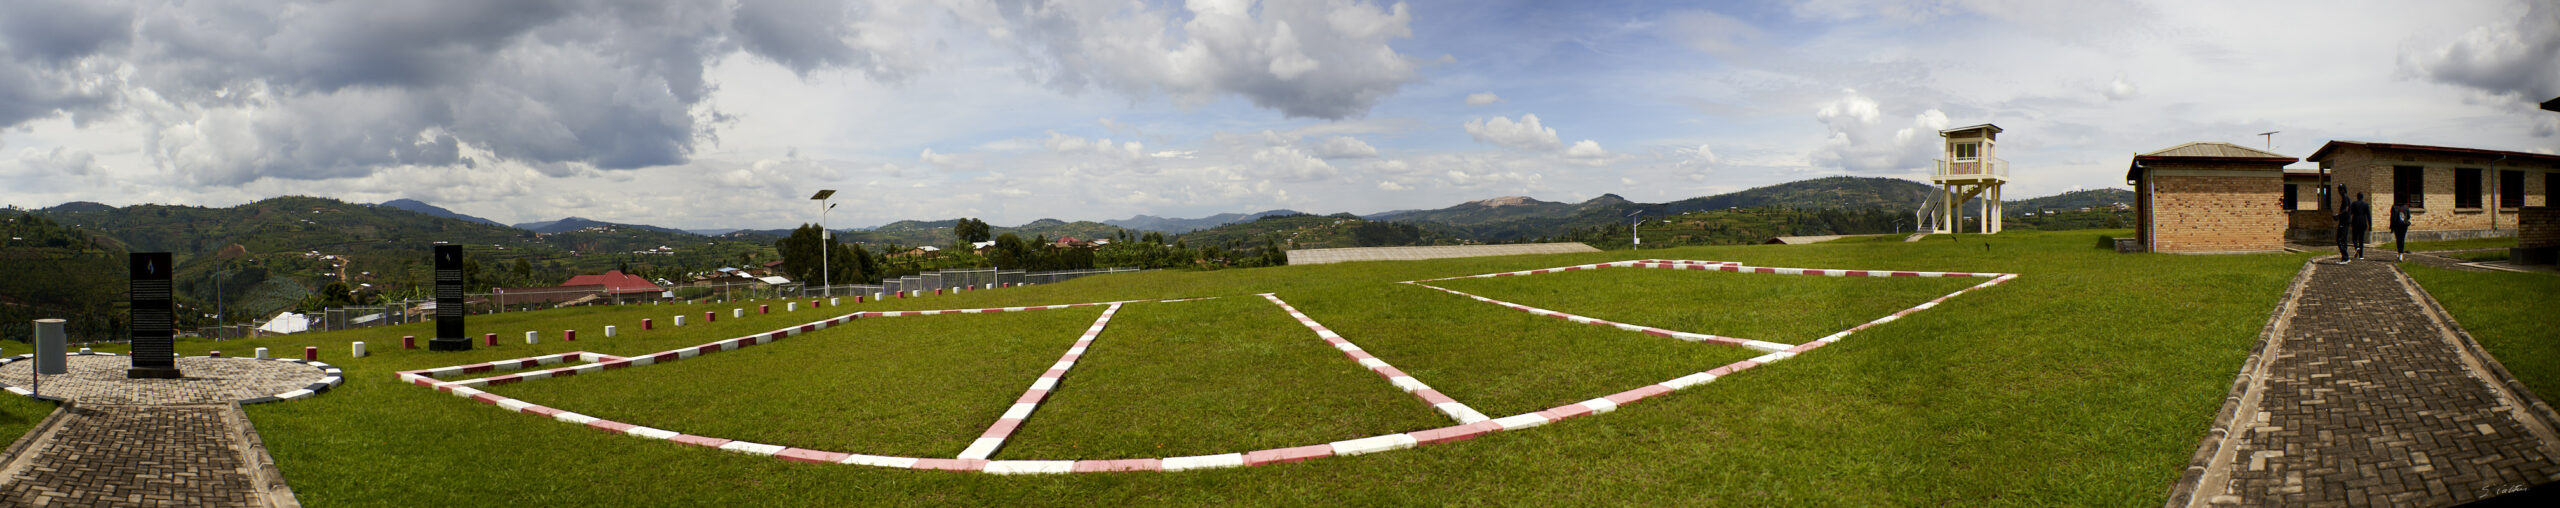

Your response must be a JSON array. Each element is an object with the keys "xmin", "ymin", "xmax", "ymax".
[
  {"xmin": 2145, "ymin": 165, "xmax": 2287, "ymax": 253},
  {"xmin": 2314, "ymin": 143, "xmax": 2560, "ymax": 234},
  {"xmin": 2520, "ymin": 207, "xmax": 2559, "ymax": 249}
]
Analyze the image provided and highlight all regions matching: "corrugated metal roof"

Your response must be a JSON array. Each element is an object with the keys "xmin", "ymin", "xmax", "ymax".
[
  {"xmin": 1939, "ymin": 123, "xmax": 2002, "ymax": 135},
  {"xmin": 2139, "ymin": 142, "xmax": 2291, "ymax": 159}
]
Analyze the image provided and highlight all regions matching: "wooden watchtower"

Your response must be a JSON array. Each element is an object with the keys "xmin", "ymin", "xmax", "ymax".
[{"xmin": 1930, "ymin": 124, "xmax": 2008, "ymax": 234}]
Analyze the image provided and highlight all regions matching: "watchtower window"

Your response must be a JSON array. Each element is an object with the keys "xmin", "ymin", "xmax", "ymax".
[{"xmin": 1953, "ymin": 142, "xmax": 1979, "ymax": 161}]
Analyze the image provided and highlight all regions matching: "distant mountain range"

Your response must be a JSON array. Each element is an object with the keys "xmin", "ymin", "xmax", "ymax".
[
  {"xmin": 1104, "ymin": 209, "xmax": 1306, "ymax": 234},
  {"xmin": 377, "ymin": 199, "xmax": 503, "ymax": 226},
  {"xmin": 510, "ymin": 216, "xmax": 694, "ymax": 236}
]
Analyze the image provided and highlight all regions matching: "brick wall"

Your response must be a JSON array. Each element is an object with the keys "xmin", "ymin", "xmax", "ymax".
[
  {"xmin": 2287, "ymin": 210, "xmax": 2335, "ymax": 230},
  {"xmin": 2323, "ymin": 145, "xmax": 2560, "ymax": 234},
  {"xmin": 2150, "ymin": 171, "xmax": 2286, "ymax": 253},
  {"xmin": 2521, "ymin": 207, "xmax": 2560, "ymax": 249}
]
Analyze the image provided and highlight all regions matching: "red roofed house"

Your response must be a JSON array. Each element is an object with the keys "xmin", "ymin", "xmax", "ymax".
[{"xmin": 562, "ymin": 270, "xmax": 666, "ymax": 303}]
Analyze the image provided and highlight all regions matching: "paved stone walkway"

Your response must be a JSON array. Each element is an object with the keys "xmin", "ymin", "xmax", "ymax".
[
  {"xmin": 2180, "ymin": 258, "xmax": 2560, "ymax": 506},
  {"xmin": 0, "ymin": 358, "xmax": 312, "ymax": 507},
  {"xmin": 0, "ymin": 406, "xmax": 260, "ymax": 507}
]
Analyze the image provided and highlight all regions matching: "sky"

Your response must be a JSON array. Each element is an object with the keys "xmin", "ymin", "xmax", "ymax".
[{"xmin": 2, "ymin": 0, "xmax": 2556, "ymax": 230}]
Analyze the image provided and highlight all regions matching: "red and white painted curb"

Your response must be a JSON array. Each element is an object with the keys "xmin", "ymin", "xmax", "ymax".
[
  {"xmin": 397, "ymin": 260, "xmax": 2015, "ymax": 474},
  {"xmin": 1262, "ymin": 293, "xmax": 1490, "ymax": 425},
  {"xmin": 957, "ymin": 303, "xmax": 1122, "ymax": 460}
]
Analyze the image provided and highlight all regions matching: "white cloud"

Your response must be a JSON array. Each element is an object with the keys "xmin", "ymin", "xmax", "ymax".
[
  {"xmin": 2104, "ymin": 75, "xmax": 2139, "ymax": 101},
  {"xmin": 1464, "ymin": 114, "xmax": 1564, "ymax": 150},
  {"xmin": 2402, "ymin": 0, "xmax": 2560, "ymax": 107},
  {"xmin": 1565, "ymin": 140, "xmax": 1609, "ymax": 159},
  {"xmin": 1664, "ymin": 9, "xmax": 1762, "ymax": 56},
  {"xmin": 981, "ymin": 0, "xmax": 1420, "ymax": 119},
  {"xmin": 1810, "ymin": 89, "xmax": 1948, "ymax": 174},
  {"xmin": 1377, "ymin": 180, "xmax": 1410, "ymax": 191},
  {"xmin": 1248, "ymin": 146, "xmax": 1340, "ymax": 182},
  {"xmin": 1311, "ymin": 136, "xmax": 1380, "ymax": 158},
  {"xmin": 1465, "ymin": 92, "xmax": 1501, "ymax": 105}
]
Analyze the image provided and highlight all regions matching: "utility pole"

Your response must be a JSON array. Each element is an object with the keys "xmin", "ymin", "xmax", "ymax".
[{"xmin": 1627, "ymin": 210, "xmax": 1644, "ymax": 250}]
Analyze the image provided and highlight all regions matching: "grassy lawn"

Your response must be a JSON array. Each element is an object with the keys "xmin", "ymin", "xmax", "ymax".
[
  {"xmin": 2402, "ymin": 236, "xmax": 2519, "ymax": 252},
  {"xmin": 1427, "ymin": 266, "xmax": 1985, "ymax": 344},
  {"xmin": 2446, "ymin": 250, "xmax": 2510, "ymax": 262},
  {"xmin": 487, "ymin": 308, "xmax": 1105, "ymax": 457},
  {"xmin": 997, "ymin": 297, "xmax": 1448, "ymax": 459},
  {"xmin": 2405, "ymin": 265, "xmax": 2560, "ymax": 400},
  {"xmin": 0, "ymin": 230, "xmax": 2320, "ymax": 505}
]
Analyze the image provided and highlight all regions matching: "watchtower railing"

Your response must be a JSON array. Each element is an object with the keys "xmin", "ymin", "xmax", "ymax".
[{"xmin": 1933, "ymin": 157, "xmax": 2008, "ymax": 181}]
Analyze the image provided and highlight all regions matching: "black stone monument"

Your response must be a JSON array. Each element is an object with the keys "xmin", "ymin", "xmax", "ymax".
[
  {"xmin": 428, "ymin": 245, "xmax": 473, "ymax": 351},
  {"xmin": 128, "ymin": 252, "xmax": 182, "ymax": 378}
]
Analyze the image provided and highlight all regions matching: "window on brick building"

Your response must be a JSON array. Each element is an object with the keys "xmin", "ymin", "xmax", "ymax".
[
  {"xmin": 1953, "ymin": 142, "xmax": 1978, "ymax": 161},
  {"xmin": 2455, "ymin": 168, "xmax": 2482, "ymax": 209},
  {"xmin": 2500, "ymin": 170, "xmax": 2523, "ymax": 209},
  {"xmin": 2393, "ymin": 166, "xmax": 2424, "ymax": 209},
  {"xmin": 2282, "ymin": 184, "xmax": 2298, "ymax": 210}
]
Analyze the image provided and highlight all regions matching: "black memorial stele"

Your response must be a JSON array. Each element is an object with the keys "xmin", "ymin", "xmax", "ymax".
[
  {"xmin": 128, "ymin": 252, "xmax": 182, "ymax": 378},
  {"xmin": 428, "ymin": 244, "xmax": 472, "ymax": 351}
]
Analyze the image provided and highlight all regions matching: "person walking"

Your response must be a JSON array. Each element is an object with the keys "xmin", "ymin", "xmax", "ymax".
[
  {"xmin": 2333, "ymin": 186, "xmax": 2355, "ymax": 263},
  {"xmin": 2350, "ymin": 192, "xmax": 2373, "ymax": 260},
  {"xmin": 2391, "ymin": 202, "xmax": 2413, "ymax": 260}
]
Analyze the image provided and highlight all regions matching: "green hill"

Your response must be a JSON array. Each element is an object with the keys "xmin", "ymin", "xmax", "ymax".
[{"xmin": 1175, "ymin": 213, "xmax": 1457, "ymax": 250}]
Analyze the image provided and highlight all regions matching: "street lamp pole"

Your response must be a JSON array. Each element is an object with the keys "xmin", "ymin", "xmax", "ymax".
[
  {"xmin": 1627, "ymin": 210, "xmax": 1644, "ymax": 250},
  {"xmin": 812, "ymin": 190, "xmax": 837, "ymax": 298}
]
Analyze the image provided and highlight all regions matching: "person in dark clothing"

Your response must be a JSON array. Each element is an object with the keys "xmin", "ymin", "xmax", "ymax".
[
  {"xmin": 2391, "ymin": 202, "xmax": 2413, "ymax": 258},
  {"xmin": 2350, "ymin": 193, "xmax": 2372, "ymax": 260},
  {"xmin": 2333, "ymin": 186, "xmax": 2354, "ymax": 263}
]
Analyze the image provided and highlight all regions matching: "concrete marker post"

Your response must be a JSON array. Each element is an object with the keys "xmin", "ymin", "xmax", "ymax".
[
  {"xmin": 733, "ymin": 309, "xmax": 743, "ymax": 319},
  {"xmin": 605, "ymin": 325, "xmax": 617, "ymax": 338},
  {"xmin": 352, "ymin": 341, "xmax": 367, "ymax": 358},
  {"xmin": 565, "ymin": 330, "xmax": 576, "ymax": 342},
  {"xmin": 303, "ymin": 346, "xmax": 318, "ymax": 361},
  {"xmin": 674, "ymin": 316, "xmax": 685, "ymax": 327},
  {"xmin": 485, "ymin": 333, "xmax": 498, "ymax": 346},
  {"xmin": 209, "ymin": 351, "xmax": 222, "ymax": 358},
  {"xmin": 254, "ymin": 347, "xmax": 269, "ymax": 359},
  {"xmin": 525, "ymin": 331, "xmax": 539, "ymax": 345},
  {"xmin": 403, "ymin": 335, "xmax": 416, "ymax": 349},
  {"xmin": 643, "ymin": 318, "xmax": 655, "ymax": 330}
]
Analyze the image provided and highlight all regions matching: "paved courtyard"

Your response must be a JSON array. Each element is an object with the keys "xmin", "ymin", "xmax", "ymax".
[
  {"xmin": 2180, "ymin": 258, "xmax": 2560, "ymax": 506},
  {"xmin": 0, "ymin": 357, "xmax": 330, "ymax": 405}
]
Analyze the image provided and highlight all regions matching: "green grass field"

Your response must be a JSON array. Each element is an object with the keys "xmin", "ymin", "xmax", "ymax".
[
  {"xmin": 2404, "ymin": 265, "xmax": 2560, "ymax": 400},
  {"xmin": 0, "ymin": 230, "xmax": 2367, "ymax": 505}
]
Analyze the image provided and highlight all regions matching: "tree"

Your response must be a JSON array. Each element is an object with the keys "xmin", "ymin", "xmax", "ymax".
[{"xmin": 953, "ymin": 218, "xmax": 993, "ymax": 243}]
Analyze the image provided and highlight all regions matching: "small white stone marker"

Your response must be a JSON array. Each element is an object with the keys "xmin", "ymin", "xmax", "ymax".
[
  {"xmin": 78, "ymin": 348, "xmax": 90, "ymax": 354},
  {"xmin": 674, "ymin": 316, "xmax": 686, "ymax": 326},
  {"xmin": 352, "ymin": 341, "xmax": 367, "ymax": 358},
  {"xmin": 605, "ymin": 325, "xmax": 617, "ymax": 338},
  {"xmin": 254, "ymin": 347, "xmax": 269, "ymax": 359},
  {"xmin": 787, "ymin": 302, "xmax": 797, "ymax": 312},
  {"xmin": 829, "ymin": 297, "xmax": 839, "ymax": 306},
  {"xmin": 733, "ymin": 308, "xmax": 744, "ymax": 318},
  {"xmin": 525, "ymin": 331, "xmax": 539, "ymax": 344}
]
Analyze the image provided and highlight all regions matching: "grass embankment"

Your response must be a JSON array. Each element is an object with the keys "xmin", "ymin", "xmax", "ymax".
[
  {"xmin": 2404, "ymin": 266, "xmax": 2560, "ymax": 400},
  {"xmin": 0, "ymin": 230, "xmax": 2321, "ymax": 505}
]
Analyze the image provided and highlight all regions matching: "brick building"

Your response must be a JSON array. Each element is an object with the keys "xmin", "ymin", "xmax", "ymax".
[
  {"xmin": 2302, "ymin": 141, "xmax": 2560, "ymax": 244},
  {"xmin": 2125, "ymin": 142, "xmax": 2298, "ymax": 253}
]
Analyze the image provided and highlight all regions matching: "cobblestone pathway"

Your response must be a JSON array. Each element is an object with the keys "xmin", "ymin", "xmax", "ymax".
[
  {"xmin": 0, "ymin": 406, "xmax": 259, "ymax": 507},
  {"xmin": 2183, "ymin": 258, "xmax": 2560, "ymax": 506},
  {"xmin": 0, "ymin": 357, "xmax": 315, "ymax": 507}
]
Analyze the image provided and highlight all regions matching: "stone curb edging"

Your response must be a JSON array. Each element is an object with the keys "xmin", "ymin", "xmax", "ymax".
[
  {"xmin": 394, "ymin": 261, "xmax": 2020, "ymax": 474},
  {"xmin": 0, "ymin": 399, "xmax": 72, "ymax": 472},
  {"xmin": 1263, "ymin": 293, "xmax": 1490, "ymax": 425},
  {"xmin": 2162, "ymin": 258, "xmax": 2317, "ymax": 508},
  {"xmin": 0, "ymin": 353, "xmax": 346, "ymax": 405},
  {"xmin": 957, "ymin": 303, "xmax": 1123, "ymax": 460},
  {"xmin": 225, "ymin": 401, "xmax": 302, "ymax": 508}
]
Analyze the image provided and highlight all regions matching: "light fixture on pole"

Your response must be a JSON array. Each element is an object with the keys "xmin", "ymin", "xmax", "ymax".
[
  {"xmin": 1626, "ymin": 209, "xmax": 1644, "ymax": 250},
  {"xmin": 811, "ymin": 190, "xmax": 837, "ymax": 298}
]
